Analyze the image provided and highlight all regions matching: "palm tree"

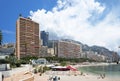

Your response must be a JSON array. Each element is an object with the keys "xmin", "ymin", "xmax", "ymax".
[{"xmin": 0, "ymin": 30, "xmax": 2, "ymax": 46}]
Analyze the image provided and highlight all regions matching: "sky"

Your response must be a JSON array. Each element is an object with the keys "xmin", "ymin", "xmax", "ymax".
[{"xmin": 0, "ymin": 0, "xmax": 120, "ymax": 52}]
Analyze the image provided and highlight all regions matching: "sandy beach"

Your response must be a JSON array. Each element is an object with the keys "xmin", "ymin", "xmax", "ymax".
[
  {"xmin": 73, "ymin": 62, "xmax": 117, "ymax": 68},
  {"xmin": 35, "ymin": 71, "xmax": 120, "ymax": 81},
  {"xmin": 4, "ymin": 71, "xmax": 117, "ymax": 81},
  {"xmin": 2, "ymin": 63, "xmax": 120, "ymax": 81},
  {"xmin": 43, "ymin": 70, "xmax": 120, "ymax": 81}
]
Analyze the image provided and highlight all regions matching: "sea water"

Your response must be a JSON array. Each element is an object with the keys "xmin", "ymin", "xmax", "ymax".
[{"xmin": 78, "ymin": 64, "xmax": 120, "ymax": 78}]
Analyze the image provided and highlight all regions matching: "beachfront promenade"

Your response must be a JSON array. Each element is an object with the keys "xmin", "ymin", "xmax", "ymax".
[
  {"xmin": 2, "ymin": 65, "xmax": 32, "ymax": 81},
  {"xmin": 2, "ymin": 63, "xmax": 119, "ymax": 81}
]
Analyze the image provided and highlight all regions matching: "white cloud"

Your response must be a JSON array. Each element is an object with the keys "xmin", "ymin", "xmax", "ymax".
[
  {"xmin": 29, "ymin": 0, "xmax": 120, "ymax": 51},
  {"xmin": 3, "ymin": 30, "xmax": 14, "ymax": 34}
]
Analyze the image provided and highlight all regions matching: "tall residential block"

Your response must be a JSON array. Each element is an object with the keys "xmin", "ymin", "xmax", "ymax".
[
  {"xmin": 16, "ymin": 16, "xmax": 40, "ymax": 59},
  {"xmin": 57, "ymin": 40, "xmax": 82, "ymax": 58}
]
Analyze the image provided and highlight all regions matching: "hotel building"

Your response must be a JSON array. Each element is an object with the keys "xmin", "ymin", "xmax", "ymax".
[{"xmin": 16, "ymin": 16, "xmax": 40, "ymax": 59}]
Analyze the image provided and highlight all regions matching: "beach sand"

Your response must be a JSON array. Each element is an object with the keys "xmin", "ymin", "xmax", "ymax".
[
  {"xmin": 43, "ymin": 70, "xmax": 120, "ymax": 81},
  {"xmin": 3, "ymin": 63, "xmax": 120, "ymax": 81},
  {"xmin": 3, "ymin": 71, "xmax": 119, "ymax": 81},
  {"xmin": 3, "ymin": 70, "xmax": 119, "ymax": 81},
  {"xmin": 3, "ymin": 71, "xmax": 33, "ymax": 81}
]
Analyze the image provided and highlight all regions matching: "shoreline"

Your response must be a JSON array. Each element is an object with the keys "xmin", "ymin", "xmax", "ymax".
[
  {"xmin": 73, "ymin": 62, "xmax": 120, "ymax": 80},
  {"xmin": 73, "ymin": 62, "xmax": 117, "ymax": 68},
  {"xmin": 43, "ymin": 70, "xmax": 120, "ymax": 81},
  {"xmin": 3, "ymin": 63, "xmax": 120, "ymax": 81}
]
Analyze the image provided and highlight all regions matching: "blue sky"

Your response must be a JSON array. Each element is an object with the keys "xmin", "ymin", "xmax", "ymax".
[
  {"xmin": 0, "ymin": 0, "xmax": 56, "ymax": 43},
  {"xmin": 0, "ymin": 0, "xmax": 120, "ymax": 52}
]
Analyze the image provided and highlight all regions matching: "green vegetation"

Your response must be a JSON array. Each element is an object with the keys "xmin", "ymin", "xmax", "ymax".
[
  {"xmin": 38, "ymin": 66, "xmax": 43, "ymax": 72},
  {"xmin": 21, "ymin": 55, "xmax": 38, "ymax": 64},
  {"xmin": 43, "ymin": 66, "xmax": 50, "ymax": 71},
  {"xmin": 33, "ymin": 66, "xmax": 50, "ymax": 75},
  {"xmin": 33, "ymin": 68, "xmax": 38, "ymax": 74},
  {"xmin": 1, "ymin": 55, "xmax": 38, "ymax": 68},
  {"xmin": 0, "ymin": 59, "xmax": 9, "ymax": 64},
  {"xmin": 5, "ymin": 55, "xmax": 21, "ymax": 68},
  {"xmin": 1, "ymin": 55, "xmax": 39, "ymax": 68},
  {"xmin": 1, "ymin": 54, "xmax": 95, "ymax": 68},
  {"xmin": 60, "ymin": 61, "xmax": 67, "ymax": 66},
  {"xmin": 45, "ymin": 56, "xmax": 95, "ymax": 63}
]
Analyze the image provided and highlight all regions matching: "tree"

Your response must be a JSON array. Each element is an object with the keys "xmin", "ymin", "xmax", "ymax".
[
  {"xmin": 60, "ymin": 61, "xmax": 67, "ymax": 66},
  {"xmin": 0, "ymin": 30, "xmax": 2, "ymax": 45}
]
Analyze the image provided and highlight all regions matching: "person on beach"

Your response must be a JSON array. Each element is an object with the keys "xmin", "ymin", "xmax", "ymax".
[
  {"xmin": 102, "ymin": 73, "xmax": 105, "ymax": 79},
  {"xmin": 48, "ymin": 76, "xmax": 53, "ymax": 81},
  {"xmin": 2, "ymin": 74, "xmax": 4, "ymax": 81},
  {"xmin": 53, "ymin": 76, "xmax": 59, "ymax": 81},
  {"xmin": 58, "ymin": 77, "xmax": 60, "ymax": 80},
  {"xmin": 98, "ymin": 73, "xmax": 105, "ymax": 79}
]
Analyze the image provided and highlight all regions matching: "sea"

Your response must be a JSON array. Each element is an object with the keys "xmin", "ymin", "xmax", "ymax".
[{"xmin": 78, "ymin": 63, "xmax": 120, "ymax": 78}]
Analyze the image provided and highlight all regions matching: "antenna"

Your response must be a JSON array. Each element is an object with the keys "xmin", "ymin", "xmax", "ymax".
[{"xmin": 19, "ymin": 14, "xmax": 22, "ymax": 17}]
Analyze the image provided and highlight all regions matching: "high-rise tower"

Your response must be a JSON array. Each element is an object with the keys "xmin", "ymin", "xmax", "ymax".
[
  {"xmin": 41, "ymin": 31, "xmax": 49, "ymax": 46},
  {"xmin": 16, "ymin": 16, "xmax": 39, "ymax": 59}
]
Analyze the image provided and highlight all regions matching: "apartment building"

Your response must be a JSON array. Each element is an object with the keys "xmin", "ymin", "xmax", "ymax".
[
  {"xmin": 57, "ymin": 40, "xmax": 82, "ymax": 58},
  {"xmin": 16, "ymin": 16, "xmax": 39, "ymax": 59}
]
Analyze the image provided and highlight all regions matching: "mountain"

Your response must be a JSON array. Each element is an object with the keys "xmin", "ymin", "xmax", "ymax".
[{"xmin": 82, "ymin": 44, "xmax": 112, "ymax": 55}]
